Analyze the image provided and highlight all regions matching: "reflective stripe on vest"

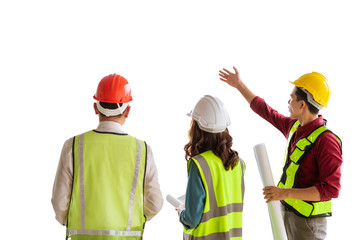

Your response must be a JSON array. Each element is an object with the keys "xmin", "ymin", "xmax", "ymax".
[
  {"xmin": 183, "ymin": 151, "xmax": 245, "ymax": 240},
  {"xmin": 67, "ymin": 131, "xmax": 146, "ymax": 239},
  {"xmin": 67, "ymin": 229, "xmax": 141, "ymax": 237},
  {"xmin": 278, "ymin": 121, "xmax": 341, "ymax": 218}
]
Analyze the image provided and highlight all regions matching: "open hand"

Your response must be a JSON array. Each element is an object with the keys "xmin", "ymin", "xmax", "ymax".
[{"xmin": 219, "ymin": 66, "xmax": 242, "ymax": 89}]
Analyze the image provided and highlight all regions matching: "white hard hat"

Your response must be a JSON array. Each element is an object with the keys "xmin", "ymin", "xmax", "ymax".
[{"xmin": 187, "ymin": 95, "xmax": 231, "ymax": 133}]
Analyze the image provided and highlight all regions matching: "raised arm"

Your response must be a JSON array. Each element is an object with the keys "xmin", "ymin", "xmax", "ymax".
[{"xmin": 219, "ymin": 66, "xmax": 256, "ymax": 104}]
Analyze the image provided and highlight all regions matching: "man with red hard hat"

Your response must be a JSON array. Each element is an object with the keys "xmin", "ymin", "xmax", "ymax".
[
  {"xmin": 52, "ymin": 74, "xmax": 163, "ymax": 239},
  {"xmin": 219, "ymin": 67, "xmax": 342, "ymax": 240}
]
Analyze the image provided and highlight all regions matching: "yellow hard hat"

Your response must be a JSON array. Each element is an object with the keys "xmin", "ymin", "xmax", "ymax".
[{"xmin": 290, "ymin": 72, "xmax": 330, "ymax": 107}]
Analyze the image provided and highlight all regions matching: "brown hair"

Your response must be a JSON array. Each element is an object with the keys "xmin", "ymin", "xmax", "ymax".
[{"xmin": 184, "ymin": 120, "xmax": 239, "ymax": 171}]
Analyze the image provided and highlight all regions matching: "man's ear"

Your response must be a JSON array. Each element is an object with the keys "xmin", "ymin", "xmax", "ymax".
[
  {"xmin": 300, "ymin": 100, "xmax": 308, "ymax": 111},
  {"xmin": 93, "ymin": 102, "xmax": 99, "ymax": 115},
  {"xmin": 123, "ymin": 105, "xmax": 131, "ymax": 118}
]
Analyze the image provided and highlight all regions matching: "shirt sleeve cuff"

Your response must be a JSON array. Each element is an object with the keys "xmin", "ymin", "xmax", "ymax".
[
  {"xmin": 179, "ymin": 209, "xmax": 192, "ymax": 230},
  {"xmin": 250, "ymin": 96, "xmax": 261, "ymax": 110},
  {"xmin": 55, "ymin": 215, "xmax": 67, "ymax": 226}
]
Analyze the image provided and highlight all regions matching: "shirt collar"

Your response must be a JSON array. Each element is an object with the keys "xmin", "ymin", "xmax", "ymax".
[
  {"xmin": 297, "ymin": 115, "xmax": 325, "ymax": 137},
  {"xmin": 95, "ymin": 121, "xmax": 127, "ymax": 134}
]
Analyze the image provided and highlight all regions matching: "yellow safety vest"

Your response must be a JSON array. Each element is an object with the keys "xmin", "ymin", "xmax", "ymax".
[
  {"xmin": 183, "ymin": 150, "xmax": 245, "ymax": 240},
  {"xmin": 67, "ymin": 130, "xmax": 147, "ymax": 240},
  {"xmin": 278, "ymin": 121, "xmax": 342, "ymax": 218}
]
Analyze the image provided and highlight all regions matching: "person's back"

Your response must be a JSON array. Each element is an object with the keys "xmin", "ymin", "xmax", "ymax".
[
  {"xmin": 52, "ymin": 74, "xmax": 163, "ymax": 239},
  {"xmin": 179, "ymin": 95, "xmax": 245, "ymax": 240},
  {"xmin": 184, "ymin": 150, "xmax": 244, "ymax": 239},
  {"xmin": 67, "ymin": 130, "xmax": 147, "ymax": 238}
]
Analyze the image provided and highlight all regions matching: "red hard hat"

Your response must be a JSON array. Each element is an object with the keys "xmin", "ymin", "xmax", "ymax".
[{"xmin": 93, "ymin": 74, "xmax": 133, "ymax": 103}]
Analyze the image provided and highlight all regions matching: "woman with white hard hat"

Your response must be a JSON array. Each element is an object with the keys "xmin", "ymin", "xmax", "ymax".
[{"xmin": 176, "ymin": 95, "xmax": 246, "ymax": 240}]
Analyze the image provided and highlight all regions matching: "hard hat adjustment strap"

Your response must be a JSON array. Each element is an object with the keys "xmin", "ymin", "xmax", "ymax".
[
  {"xmin": 301, "ymin": 89, "xmax": 323, "ymax": 110},
  {"xmin": 96, "ymin": 101, "xmax": 129, "ymax": 117}
]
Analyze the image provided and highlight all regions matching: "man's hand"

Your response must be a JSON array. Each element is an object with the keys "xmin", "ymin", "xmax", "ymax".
[
  {"xmin": 219, "ymin": 66, "xmax": 256, "ymax": 104},
  {"xmin": 176, "ymin": 204, "xmax": 185, "ymax": 216},
  {"xmin": 263, "ymin": 186, "xmax": 289, "ymax": 203},
  {"xmin": 219, "ymin": 66, "xmax": 243, "ymax": 89}
]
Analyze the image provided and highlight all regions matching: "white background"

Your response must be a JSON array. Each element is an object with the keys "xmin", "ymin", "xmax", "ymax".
[{"xmin": 1, "ymin": 0, "xmax": 362, "ymax": 239}]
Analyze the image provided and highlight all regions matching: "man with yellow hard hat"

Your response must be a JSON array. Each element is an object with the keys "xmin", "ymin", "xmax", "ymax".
[
  {"xmin": 219, "ymin": 67, "xmax": 342, "ymax": 240},
  {"xmin": 51, "ymin": 74, "xmax": 163, "ymax": 239}
]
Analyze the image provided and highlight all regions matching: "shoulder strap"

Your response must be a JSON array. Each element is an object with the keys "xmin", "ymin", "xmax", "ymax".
[{"xmin": 291, "ymin": 125, "xmax": 338, "ymax": 164}]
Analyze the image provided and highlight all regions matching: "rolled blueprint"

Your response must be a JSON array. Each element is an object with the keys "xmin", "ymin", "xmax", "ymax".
[
  {"xmin": 254, "ymin": 143, "xmax": 287, "ymax": 240},
  {"xmin": 166, "ymin": 194, "xmax": 185, "ymax": 208}
]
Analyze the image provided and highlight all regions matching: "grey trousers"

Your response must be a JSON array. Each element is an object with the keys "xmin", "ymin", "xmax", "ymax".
[{"xmin": 282, "ymin": 205, "xmax": 327, "ymax": 240}]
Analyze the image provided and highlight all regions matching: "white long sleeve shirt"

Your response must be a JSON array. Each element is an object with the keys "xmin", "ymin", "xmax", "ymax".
[{"xmin": 51, "ymin": 121, "xmax": 163, "ymax": 225}]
